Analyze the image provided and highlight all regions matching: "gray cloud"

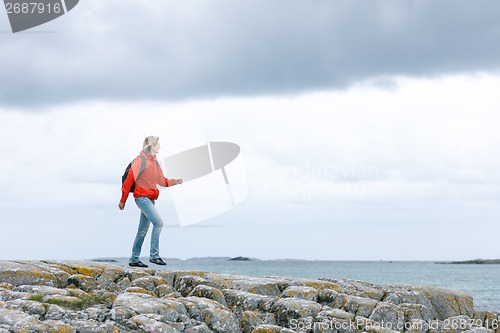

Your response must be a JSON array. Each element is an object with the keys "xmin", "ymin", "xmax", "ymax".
[{"xmin": 1, "ymin": 0, "xmax": 500, "ymax": 106}]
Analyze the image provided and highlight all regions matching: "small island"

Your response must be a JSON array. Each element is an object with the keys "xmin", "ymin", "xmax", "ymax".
[{"xmin": 228, "ymin": 256, "xmax": 251, "ymax": 261}]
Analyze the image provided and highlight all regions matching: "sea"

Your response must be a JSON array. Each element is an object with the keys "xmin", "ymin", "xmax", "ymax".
[{"xmin": 97, "ymin": 258, "xmax": 500, "ymax": 312}]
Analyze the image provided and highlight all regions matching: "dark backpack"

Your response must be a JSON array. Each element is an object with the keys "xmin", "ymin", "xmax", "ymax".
[{"xmin": 122, "ymin": 156, "xmax": 146, "ymax": 192}]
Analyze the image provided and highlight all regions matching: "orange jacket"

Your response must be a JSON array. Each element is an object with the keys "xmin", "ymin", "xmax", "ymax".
[{"xmin": 120, "ymin": 151, "xmax": 170, "ymax": 203}]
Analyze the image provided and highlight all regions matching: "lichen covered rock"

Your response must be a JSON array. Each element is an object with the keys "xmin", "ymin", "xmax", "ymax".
[
  {"xmin": 281, "ymin": 286, "xmax": 319, "ymax": 302},
  {"xmin": 0, "ymin": 261, "xmax": 61, "ymax": 287},
  {"xmin": 0, "ymin": 260, "xmax": 492, "ymax": 333},
  {"xmin": 112, "ymin": 291, "xmax": 188, "ymax": 323},
  {"xmin": 223, "ymin": 288, "xmax": 273, "ymax": 312}
]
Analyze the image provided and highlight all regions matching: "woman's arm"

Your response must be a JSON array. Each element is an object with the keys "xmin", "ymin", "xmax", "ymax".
[{"xmin": 156, "ymin": 162, "xmax": 182, "ymax": 187}]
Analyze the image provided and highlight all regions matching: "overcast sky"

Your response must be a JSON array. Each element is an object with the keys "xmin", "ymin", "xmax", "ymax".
[{"xmin": 1, "ymin": 1, "xmax": 499, "ymax": 261}]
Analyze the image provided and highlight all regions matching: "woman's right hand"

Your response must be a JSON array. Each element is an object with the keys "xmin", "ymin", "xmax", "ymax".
[
  {"xmin": 118, "ymin": 202, "xmax": 125, "ymax": 210},
  {"xmin": 168, "ymin": 179, "xmax": 183, "ymax": 186}
]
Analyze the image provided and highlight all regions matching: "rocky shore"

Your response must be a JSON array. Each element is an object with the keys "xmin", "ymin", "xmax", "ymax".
[{"xmin": 0, "ymin": 261, "xmax": 498, "ymax": 333}]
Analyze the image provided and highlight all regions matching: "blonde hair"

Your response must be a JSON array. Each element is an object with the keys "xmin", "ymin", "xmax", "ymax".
[{"xmin": 143, "ymin": 136, "xmax": 159, "ymax": 153}]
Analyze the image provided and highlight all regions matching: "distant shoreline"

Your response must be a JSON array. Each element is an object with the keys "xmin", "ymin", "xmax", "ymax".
[{"xmin": 440, "ymin": 259, "xmax": 500, "ymax": 265}]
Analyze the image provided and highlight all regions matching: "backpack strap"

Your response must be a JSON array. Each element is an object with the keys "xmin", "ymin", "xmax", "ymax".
[{"xmin": 136, "ymin": 155, "xmax": 147, "ymax": 181}]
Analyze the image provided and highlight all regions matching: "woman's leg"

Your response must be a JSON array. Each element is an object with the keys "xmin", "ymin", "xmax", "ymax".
[
  {"xmin": 130, "ymin": 207, "xmax": 150, "ymax": 264},
  {"xmin": 134, "ymin": 196, "xmax": 163, "ymax": 260}
]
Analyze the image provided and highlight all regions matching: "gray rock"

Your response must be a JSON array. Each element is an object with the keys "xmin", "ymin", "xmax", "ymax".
[
  {"xmin": 122, "ymin": 267, "xmax": 155, "ymax": 281},
  {"xmin": 260, "ymin": 276, "xmax": 307, "ymax": 292},
  {"xmin": 155, "ymin": 270, "xmax": 177, "ymax": 287},
  {"xmin": 179, "ymin": 296, "xmax": 216, "ymax": 321},
  {"xmin": 4, "ymin": 299, "xmax": 46, "ymax": 318},
  {"xmin": 42, "ymin": 294, "xmax": 85, "ymax": 309},
  {"xmin": 320, "ymin": 278, "xmax": 385, "ymax": 301},
  {"xmin": 293, "ymin": 278, "xmax": 343, "ymax": 293},
  {"xmin": 84, "ymin": 305, "xmax": 109, "ymax": 322},
  {"xmin": 184, "ymin": 322, "xmax": 213, "ymax": 333},
  {"xmin": 227, "ymin": 279, "xmax": 282, "ymax": 297},
  {"xmin": 179, "ymin": 296, "xmax": 240, "ymax": 333},
  {"xmin": 100, "ymin": 320, "xmax": 136, "ymax": 333},
  {"xmin": 474, "ymin": 310, "xmax": 488, "ymax": 322},
  {"xmin": 264, "ymin": 313, "xmax": 278, "ymax": 326},
  {"xmin": 44, "ymin": 319, "xmax": 76, "ymax": 332},
  {"xmin": 151, "ymin": 275, "xmax": 170, "ymax": 287},
  {"xmin": 190, "ymin": 285, "xmax": 228, "ymax": 307},
  {"xmin": 281, "ymin": 286, "xmax": 319, "ymax": 302},
  {"xmin": 443, "ymin": 315, "xmax": 477, "ymax": 333},
  {"xmin": 155, "ymin": 284, "xmax": 176, "ymax": 297},
  {"xmin": 126, "ymin": 314, "xmax": 181, "ymax": 332},
  {"xmin": 0, "ymin": 261, "xmax": 61, "ymax": 287},
  {"xmin": 45, "ymin": 303, "xmax": 65, "ymax": 320},
  {"xmin": 95, "ymin": 267, "xmax": 125, "ymax": 289},
  {"xmin": 131, "ymin": 276, "xmax": 159, "ymax": 291},
  {"xmin": 204, "ymin": 273, "xmax": 283, "ymax": 297},
  {"xmin": 400, "ymin": 303, "xmax": 428, "ymax": 321},
  {"xmin": 223, "ymin": 289, "xmax": 274, "ymax": 313},
  {"xmin": 0, "ymin": 288, "xmax": 31, "ymax": 302},
  {"xmin": 175, "ymin": 275, "xmax": 222, "ymax": 297},
  {"xmin": 240, "ymin": 310, "xmax": 264, "ymax": 333},
  {"xmin": 112, "ymin": 292, "xmax": 188, "ymax": 323},
  {"xmin": 0, "ymin": 307, "xmax": 75, "ymax": 332},
  {"xmin": 404, "ymin": 318, "xmax": 430, "ymax": 333},
  {"xmin": 271, "ymin": 297, "xmax": 324, "ymax": 328},
  {"xmin": 474, "ymin": 310, "xmax": 499, "ymax": 330},
  {"xmin": 181, "ymin": 296, "xmax": 223, "ymax": 310},
  {"xmin": 125, "ymin": 286, "xmax": 158, "ymax": 297},
  {"xmin": 71, "ymin": 319, "xmax": 102, "ymax": 333},
  {"xmin": 252, "ymin": 324, "xmax": 296, "ymax": 332},
  {"xmin": 383, "ymin": 285, "xmax": 436, "ymax": 320},
  {"xmin": 369, "ymin": 302, "xmax": 405, "ymax": 329},
  {"xmin": 67, "ymin": 274, "xmax": 97, "ymax": 293},
  {"xmin": 0, "ymin": 282, "xmax": 13, "ymax": 290},
  {"xmin": 423, "ymin": 286, "xmax": 474, "ymax": 320},
  {"xmin": 109, "ymin": 306, "xmax": 131, "ymax": 324},
  {"xmin": 386, "ymin": 284, "xmax": 474, "ymax": 321},
  {"xmin": 202, "ymin": 306, "xmax": 242, "ymax": 333},
  {"xmin": 0, "ymin": 307, "xmax": 39, "ymax": 327},
  {"xmin": 356, "ymin": 316, "xmax": 398, "ymax": 333},
  {"xmin": 17, "ymin": 285, "xmax": 70, "ymax": 296},
  {"xmin": 315, "ymin": 309, "xmax": 358, "ymax": 333},
  {"xmin": 317, "ymin": 289, "xmax": 346, "ymax": 309},
  {"xmin": 318, "ymin": 308, "xmax": 356, "ymax": 321},
  {"xmin": 462, "ymin": 329, "xmax": 490, "ymax": 333},
  {"xmin": 117, "ymin": 277, "xmax": 132, "ymax": 291},
  {"xmin": 62, "ymin": 308, "xmax": 89, "ymax": 321},
  {"xmin": 343, "ymin": 295, "xmax": 378, "ymax": 318},
  {"xmin": 90, "ymin": 288, "xmax": 117, "ymax": 307}
]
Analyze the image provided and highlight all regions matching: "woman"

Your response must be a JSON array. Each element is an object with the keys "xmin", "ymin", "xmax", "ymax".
[{"xmin": 118, "ymin": 136, "xmax": 182, "ymax": 268}]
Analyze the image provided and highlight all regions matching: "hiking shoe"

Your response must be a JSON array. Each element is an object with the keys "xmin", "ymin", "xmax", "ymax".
[
  {"xmin": 149, "ymin": 258, "xmax": 166, "ymax": 266},
  {"xmin": 129, "ymin": 261, "xmax": 148, "ymax": 268}
]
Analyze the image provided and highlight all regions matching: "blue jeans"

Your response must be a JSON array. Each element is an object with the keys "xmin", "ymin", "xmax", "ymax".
[{"xmin": 130, "ymin": 197, "xmax": 163, "ymax": 263}]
